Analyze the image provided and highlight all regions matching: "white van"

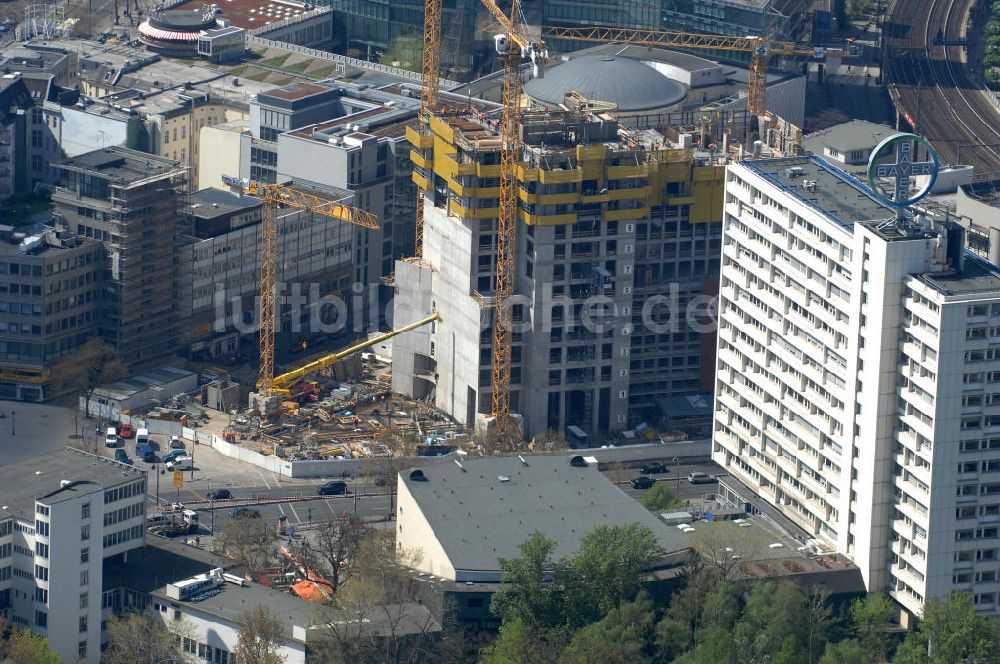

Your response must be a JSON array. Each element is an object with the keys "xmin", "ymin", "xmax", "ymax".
[
  {"xmin": 104, "ymin": 427, "xmax": 118, "ymax": 447},
  {"xmin": 166, "ymin": 456, "xmax": 193, "ymax": 471},
  {"xmin": 136, "ymin": 428, "xmax": 149, "ymax": 446}
]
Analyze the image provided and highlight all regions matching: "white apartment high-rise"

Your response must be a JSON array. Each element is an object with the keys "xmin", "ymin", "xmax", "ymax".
[
  {"xmin": 714, "ymin": 155, "xmax": 1000, "ymax": 619},
  {"xmin": 0, "ymin": 448, "xmax": 147, "ymax": 663}
]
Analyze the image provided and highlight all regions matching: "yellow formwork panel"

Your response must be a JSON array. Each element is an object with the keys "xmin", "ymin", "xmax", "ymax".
[
  {"xmin": 522, "ymin": 211, "xmax": 578, "ymax": 226},
  {"xmin": 515, "ymin": 163, "xmax": 540, "ymax": 182},
  {"xmin": 410, "ymin": 151, "xmax": 432, "ymax": 170},
  {"xmin": 430, "ymin": 115, "xmax": 455, "ymax": 143},
  {"xmin": 476, "ymin": 163, "xmax": 503, "ymax": 178},
  {"xmin": 406, "ymin": 125, "xmax": 434, "ymax": 149},
  {"xmin": 605, "ymin": 207, "xmax": 650, "ymax": 222},
  {"xmin": 607, "ymin": 164, "xmax": 648, "ymax": 179},
  {"xmin": 449, "ymin": 200, "xmax": 499, "ymax": 219},
  {"xmin": 577, "ymin": 144, "xmax": 607, "ymax": 161},
  {"xmin": 539, "ymin": 168, "xmax": 583, "ymax": 184},
  {"xmin": 450, "ymin": 180, "xmax": 501, "ymax": 198},
  {"xmin": 412, "ymin": 171, "xmax": 430, "ymax": 189}
]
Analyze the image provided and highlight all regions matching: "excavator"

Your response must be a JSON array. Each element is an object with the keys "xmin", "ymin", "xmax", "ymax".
[{"xmin": 270, "ymin": 312, "xmax": 440, "ymax": 401}]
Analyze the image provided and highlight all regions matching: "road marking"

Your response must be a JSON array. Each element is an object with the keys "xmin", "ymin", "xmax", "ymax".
[
  {"xmin": 278, "ymin": 504, "xmax": 286, "ymax": 517},
  {"xmin": 272, "ymin": 472, "xmax": 282, "ymax": 488},
  {"xmin": 257, "ymin": 471, "xmax": 272, "ymax": 490},
  {"xmin": 288, "ymin": 503, "xmax": 301, "ymax": 523},
  {"xmin": 325, "ymin": 500, "xmax": 338, "ymax": 516}
]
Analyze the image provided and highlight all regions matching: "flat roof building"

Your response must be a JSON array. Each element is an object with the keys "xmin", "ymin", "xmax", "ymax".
[
  {"xmin": 396, "ymin": 455, "xmax": 689, "ymax": 582},
  {"xmin": 714, "ymin": 154, "xmax": 1000, "ymax": 621},
  {"xmin": 0, "ymin": 448, "xmax": 147, "ymax": 664}
]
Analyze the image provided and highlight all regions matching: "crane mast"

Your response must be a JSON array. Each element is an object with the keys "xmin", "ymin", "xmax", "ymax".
[{"xmin": 221, "ymin": 176, "xmax": 378, "ymax": 405}]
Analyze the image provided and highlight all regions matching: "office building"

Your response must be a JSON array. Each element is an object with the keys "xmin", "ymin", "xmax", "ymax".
[
  {"xmin": 178, "ymin": 187, "xmax": 355, "ymax": 361},
  {"xmin": 393, "ymin": 109, "xmax": 725, "ymax": 438},
  {"xmin": 0, "ymin": 224, "xmax": 104, "ymax": 402},
  {"xmin": 713, "ymin": 155, "xmax": 1000, "ymax": 619},
  {"xmin": 53, "ymin": 148, "xmax": 188, "ymax": 370},
  {"xmin": 0, "ymin": 448, "xmax": 147, "ymax": 664},
  {"xmin": 543, "ymin": 0, "xmax": 813, "ymax": 58}
]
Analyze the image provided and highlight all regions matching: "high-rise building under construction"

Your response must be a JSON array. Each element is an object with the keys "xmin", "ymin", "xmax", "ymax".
[{"xmin": 392, "ymin": 109, "xmax": 725, "ymax": 440}]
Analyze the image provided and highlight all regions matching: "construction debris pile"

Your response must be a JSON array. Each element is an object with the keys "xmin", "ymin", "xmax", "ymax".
[{"xmin": 223, "ymin": 355, "xmax": 469, "ymax": 461}]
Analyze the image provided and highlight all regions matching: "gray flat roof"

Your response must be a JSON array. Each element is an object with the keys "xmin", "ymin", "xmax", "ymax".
[
  {"xmin": 0, "ymin": 448, "xmax": 146, "ymax": 522},
  {"xmin": 917, "ymin": 252, "xmax": 1000, "ymax": 296},
  {"xmin": 188, "ymin": 188, "xmax": 261, "ymax": 219},
  {"xmin": 802, "ymin": 120, "xmax": 895, "ymax": 155},
  {"xmin": 95, "ymin": 365, "xmax": 194, "ymax": 399},
  {"xmin": 57, "ymin": 147, "xmax": 182, "ymax": 183},
  {"xmin": 152, "ymin": 578, "xmax": 311, "ymax": 642},
  {"xmin": 743, "ymin": 156, "xmax": 895, "ymax": 229},
  {"xmin": 400, "ymin": 456, "xmax": 690, "ymax": 574}
]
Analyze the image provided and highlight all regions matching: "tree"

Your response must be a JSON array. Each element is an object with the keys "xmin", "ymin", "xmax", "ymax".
[
  {"xmin": 103, "ymin": 609, "xmax": 185, "ymax": 664},
  {"xmin": 733, "ymin": 581, "xmax": 811, "ymax": 664},
  {"xmin": 641, "ymin": 482, "xmax": 682, "ymax": 513},
  {"xmin": 490, "ymin": 532, "xmax": 568, "ymax": 629},
  {"xmin": 316, "ymin": 529, "xmax": 445, "ymax": 664},
  {"xmin": 234, "ymin": 605, "xmax": 286, "ymax": 664},
  {"xmin": 688, "ymin": 524, "xmax": 763, "ymax": 582},
  {"xmin": 49, "ymin": 337, "xmax": 126, "ymax": 418},
  {"xmin": 819, "ymin": 639, "xmax": 866, "ymax": 664},
  {"xmin": 215, "ymin": 513, "xmax": 271, "ymax": 579},
  {"xmin": 850, "ymin": 592, "xmax": 895, "ymax": 663},
  {"xmin": 558, "ymin": 593, "xmax": 656, "ymax": 664},
  {"xmin": 296, "ymin": 511, "xmax": 368, "ymax": 591},
  {"xmin": 892, "ymin": 592, "xmax": 1000, "ymax": 664},
  {"xmin": 564, "ymin": 523, "xmax": 666, "ymax": 627},
  {"xmin": 0, "ymin": 615, "xmax": 61, "ymax": 664},
  {"xmin": 478, "ymin": 619, "xmax": 571, "ymax": 664},
  {"xmin": 672, "ymin": 628, "xmax": 738, "ymax": 664}
]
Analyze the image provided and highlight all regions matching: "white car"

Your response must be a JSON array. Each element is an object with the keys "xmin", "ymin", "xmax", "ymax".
[{"xmin": 165, "ymin": 456, "xmax": 193, "ymax": 471}]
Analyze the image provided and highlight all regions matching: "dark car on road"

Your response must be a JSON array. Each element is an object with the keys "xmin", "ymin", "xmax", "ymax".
[
  {"xmin": 229, "ymin": 507, "xmax": 260, "ymax": 519},
  {"xmin": 114, "ymin": 449, "xmax": 132, "ymax": 465},
  {"xmin": 317, "ymin": 481, "xmax": 347, "ymax": 496},
  {"xmin": 631, "ymin": 476, "xmax": 655, "ymax": 490},
  {"xmin": 640, "ymin": 462, "xmax": 668, "ymax": 474},
  {"xmin": 207, "ymin": 489, "xmax": 231, "ymax": 500}
]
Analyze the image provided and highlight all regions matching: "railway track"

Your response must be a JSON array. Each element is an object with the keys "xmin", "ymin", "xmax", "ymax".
[{"xmin": 884, "ymin": 0, "xmax": 1000, "ymax": 173}]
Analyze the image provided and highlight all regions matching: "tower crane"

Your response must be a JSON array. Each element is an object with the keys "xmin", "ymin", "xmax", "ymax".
[
  {"xmin": 541, "ymin": 26, "xmax": 857, "ymax": 115},
  {"xmin": 413, "ymin": 0, "xmax": 445, "ymax": 257},
  {"xmin": 220, "ymin": 175, "xmax": 379, "ymax": 402},
  {"xmin": 418, "ymin": 7, "xmax": 855, "ymax": 438}
]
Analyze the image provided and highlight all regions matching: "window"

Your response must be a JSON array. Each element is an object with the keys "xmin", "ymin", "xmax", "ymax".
[
  {"xmin": 79, "ymin": 615, "xmax": 88, "ymax": 633},
  {"xmin": 81, "ymin": 524, "xmax": 89, "ymax": 541},
  {"xmin": 78, "ymin": 641, "xmax": 86, "ymax": 659},
  {"xmin": 35, "ymin": 610, "xmax": 47, "ymax": 628},
  {"xmin": 34, "ymin": 564, "xmax": 48, "ymax": 581},
  {"xmin": 35, "ymin": 587, "xmax": 47, "ymax": 603},
  {"xmin": 79, "ymin": 593, "xmax": 88, "ymax": 609},
  {"xmin": 81, "ymin": 503, "xmax": 90, "ymax": 519},
  {"xmin": 80, "ymin": 570, "xmax": 88, "ymax": 586},
  {"xmin": 80, "ymin": 547, "xmax": 89, "ymax": 563}
]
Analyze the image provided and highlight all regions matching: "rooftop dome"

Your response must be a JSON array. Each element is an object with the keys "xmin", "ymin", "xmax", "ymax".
[{"xmin": 524, "ymin": 56, "xmax": 686, "ymax": 112}]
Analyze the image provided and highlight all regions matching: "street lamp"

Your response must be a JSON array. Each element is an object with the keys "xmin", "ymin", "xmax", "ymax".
[
  {"xmin": 10, "ymin": 410, "xmax": 13, "ymax": 436},
  {"xmin": 673, "ymin": 456, "xmax": 680, "ymax": 493}
]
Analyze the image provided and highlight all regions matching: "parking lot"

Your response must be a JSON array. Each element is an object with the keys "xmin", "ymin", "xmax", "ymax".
[{"xmin": 604, "ymin": 459, "xmax": 728, "ymax": 504}]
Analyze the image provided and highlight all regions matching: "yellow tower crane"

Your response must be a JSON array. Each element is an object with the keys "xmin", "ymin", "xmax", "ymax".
[
  {"xmin": 417, "ymin": 10, "xmax": 855, "ymax": 437},
  {"xmin": 221, "ymin": 175, "xmax": 379, "ymax": 400},
  {"xmin": 541, "ymin": 26, "xmax": 857, "ymax": 115},
  {"xmin": 413, "ymin": 0, "xmax": 445, "ymax": 257}
]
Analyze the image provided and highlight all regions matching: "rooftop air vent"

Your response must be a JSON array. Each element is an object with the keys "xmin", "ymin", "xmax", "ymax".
[
  {"xmin": 569, "ymin": 455, "xmax": 587, "ymax": 468},
  {"xmin": 409, "ymin": 469, "xmax": 427, "ymax": 482}
]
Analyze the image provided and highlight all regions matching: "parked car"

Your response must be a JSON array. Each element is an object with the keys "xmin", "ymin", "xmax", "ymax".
[
  {"xmin": 165, "ymin": 456, "xmax": 193, "ymax": 472},
  {"xmin": 114, "ymin": 449, "xmax": 132, "ymax": 465},
  {"xmin": 169, "ymin": 436, "xmax": 184, "ymax": 449},
  {"xmin": 688, "ymin": 471, "xmax": 717, "ymax": 484},
  {"xmin": 317, "ymin": 481, "xmax": 347, "ymax": 496},
  {"xmin": 229, "ymin": 507, "xmax": 260, "ymax": 519},
  {"xmin": 162, "ymin": 449, "xmax": 187, "ymax": 464},
  {"xmin": 640, "ymin": 462, "xmax": 668, "ymax": 474},
  {"xmin": 105, "ymin": 427, "xmax": 118, "ymax": 447},
  {"xmin": 631, "ymin": 476, "xmax": 655, "ymax": 490},
  {"xmin": 119, "ymin": 424, "xmax": 135, "ymax": 439},
  {"xmin": 207, "ymin": 489, "xmax": 231, "ymax": 500}
]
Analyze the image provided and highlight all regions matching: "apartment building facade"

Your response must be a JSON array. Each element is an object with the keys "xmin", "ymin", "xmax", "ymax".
[
  {"xmin": 0, "ymin": 449, "xmax": 147, "ymax": 664},
  {"xmin": 53, "ymin": 148, "xmax": 188, "ymax": 370},
  {"xmin": 713, "ymin": 155, "xmax": 1000, "ymax": 619},
  {"xmin": 0, "ymin": 225, "xmax": 104, "ymax": 402},
  {"xmin": 393, "ymin": 110, "xmax": 724, "ymax": 438}
]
